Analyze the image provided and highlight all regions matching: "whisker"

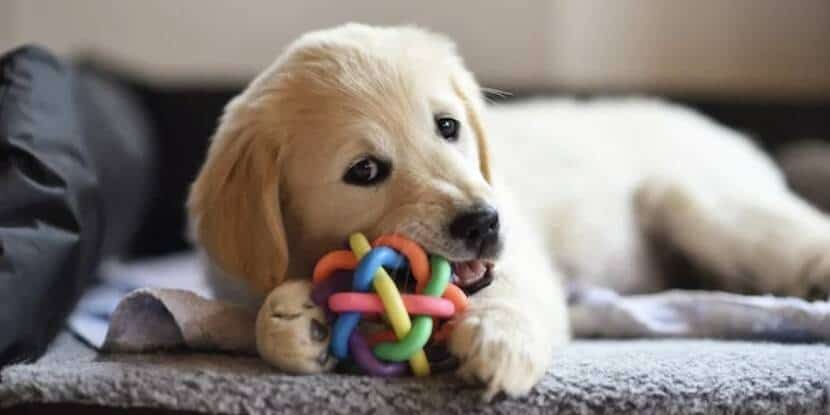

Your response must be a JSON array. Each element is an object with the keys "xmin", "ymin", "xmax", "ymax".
[{"xmin": 482, "ymin": 87, "xmax": 513, "ymax": 104}]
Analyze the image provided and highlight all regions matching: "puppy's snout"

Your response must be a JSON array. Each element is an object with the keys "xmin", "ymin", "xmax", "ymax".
[{"xmin": 449, "ymin": 205, "xmax": 500, "ymax": 255}]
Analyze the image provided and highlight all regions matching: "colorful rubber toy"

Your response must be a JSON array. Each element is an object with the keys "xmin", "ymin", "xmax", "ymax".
[{"xmin": 310, "ymin": 233, "xmax": 468, "ymax": 377}]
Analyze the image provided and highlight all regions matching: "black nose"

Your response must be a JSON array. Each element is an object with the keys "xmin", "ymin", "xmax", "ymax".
[{"xmin": 449, "ymin": 205, "xmax": 500, "ymax": 254}]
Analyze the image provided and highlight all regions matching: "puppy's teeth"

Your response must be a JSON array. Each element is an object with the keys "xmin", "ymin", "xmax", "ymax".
[
  {"xmin": 470, "ymin": 261, "xmax": 486, "ymax": 276},
  {"xmin": 452, "ymin": 260, "xmax": 488, "ymax": 287}
]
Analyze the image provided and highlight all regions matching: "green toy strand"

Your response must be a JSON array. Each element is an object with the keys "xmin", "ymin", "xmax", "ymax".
[
  {"xmin": 373, "ymin": 317, "xmax": 433, "ymax": 362},
  {"xmin": 424, "ymin": 256, "xmax": 451, "ymax": 296},
  {"xmin": 373, "ymin": 255, "xmax": 451, "ymax": 362}
]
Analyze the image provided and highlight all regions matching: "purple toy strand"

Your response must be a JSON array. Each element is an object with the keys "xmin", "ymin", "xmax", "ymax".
[
  {"xmin": 349, "ymin": 332, "xmax": 408, "ymax": 377},
  {"xmin": 311, "ymin": 270, "xmax": 354, "ymax": 321}
]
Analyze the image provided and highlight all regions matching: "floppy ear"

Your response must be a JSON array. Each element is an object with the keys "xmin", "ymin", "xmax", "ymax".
[
  {"xmin": 452, "ymin": 71, "xmax": 492, "ymax": 184},
  {"xmin": 187, "ymin": 103, "xmax": 289, "ymax": 294}
]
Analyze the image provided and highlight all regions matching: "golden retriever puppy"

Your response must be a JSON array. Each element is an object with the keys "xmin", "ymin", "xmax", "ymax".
[{"xmin": 189, "ymin": 24, "xmax": 830, "ymax": 398}]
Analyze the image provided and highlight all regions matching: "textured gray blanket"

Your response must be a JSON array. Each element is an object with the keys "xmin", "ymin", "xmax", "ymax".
[{"xmin": 2, "ymin": 332, "xmax": 829, "ymax": 414}]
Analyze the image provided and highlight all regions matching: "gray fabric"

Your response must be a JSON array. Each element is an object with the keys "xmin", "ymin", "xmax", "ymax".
[
  {"xmin": 102, "ymin": 288, "xmax": 257, "ymax": 354},
  {"xmin": 2, "ymin": 332, "xmax": 830, "ymax": 414},
  {"xmin": 569, "ymin": 286, "xmax": 830, "ymax": 342},
  {"xmin": 0, "ymin": 46, "xmax": 155, "ymax": 366}
]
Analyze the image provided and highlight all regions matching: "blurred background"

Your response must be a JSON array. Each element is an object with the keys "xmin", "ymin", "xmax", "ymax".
[
  {"xmin": 4, "ymin": 0, "xmax": 830, "ymax": 97},
  {"xmin": 2, "ymin": 0, "xmax": 829, "ymax": 258}
]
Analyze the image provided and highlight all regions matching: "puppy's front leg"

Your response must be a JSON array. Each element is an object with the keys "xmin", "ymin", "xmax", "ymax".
[
  {"xmin": 449, "ymin": 225, "xmax": 570, "ymax": 399},
  {"xmin": 256, "ymin": 280, "xmax": 337, "ymax": 373}
]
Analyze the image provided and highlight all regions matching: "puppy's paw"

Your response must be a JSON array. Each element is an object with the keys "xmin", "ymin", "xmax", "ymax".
[
  {"xmin": 798, "ymin": 246, "xmax": 830, "ymax": 301},
  {"xmin": 757, "ymin": 237, "xmax": 830, "ymax": 301},
  {"xmin": 256, "ymin": 280, "xmax": 336, "ymax": 373},
  {"xmin": 448, "ymin": 299, "xmax": 556, "ymax": 400}
]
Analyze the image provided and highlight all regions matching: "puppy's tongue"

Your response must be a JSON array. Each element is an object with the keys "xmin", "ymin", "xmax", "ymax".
[{"xmin": 452, "ymin": 260, "xmax": 488, "ymax": 287}]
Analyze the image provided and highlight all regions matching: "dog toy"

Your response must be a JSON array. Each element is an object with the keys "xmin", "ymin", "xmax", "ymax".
[{"xmin": 310, "ymin": 233, "xmax": 468, "ymax": 377}]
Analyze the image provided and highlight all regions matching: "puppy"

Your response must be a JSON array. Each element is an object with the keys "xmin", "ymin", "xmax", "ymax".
[{"xmin": 189, "ymin": 24, "xmax": 830, "ymax": 398}]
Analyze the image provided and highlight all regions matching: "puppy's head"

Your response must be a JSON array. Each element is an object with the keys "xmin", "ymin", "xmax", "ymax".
[{"xmin": 188, "ymin": 24, "xmax": 500, "ymax": 294}]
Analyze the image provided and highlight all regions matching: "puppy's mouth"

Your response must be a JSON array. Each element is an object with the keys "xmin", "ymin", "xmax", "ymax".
[{"xmin": 451, "ymin": 260, "xmax": 494, "ymax": 295}]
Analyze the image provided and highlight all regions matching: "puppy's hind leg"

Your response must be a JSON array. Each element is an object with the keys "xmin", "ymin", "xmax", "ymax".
[{"xmin": 636, "ymin": 177, "xmax": 830, "ymax": 300}]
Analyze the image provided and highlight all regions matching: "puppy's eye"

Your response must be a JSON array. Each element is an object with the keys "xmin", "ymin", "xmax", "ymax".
[
  {"xmin": 343, "ymin": 156, "xmax": 391, "ymax": 186},
  {"xmin": 435, "ymin": 117, "xmax": 460, "ymax": 141}
]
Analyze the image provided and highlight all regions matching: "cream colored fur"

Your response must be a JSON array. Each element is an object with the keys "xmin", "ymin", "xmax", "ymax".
[{"xmin": 188, "ymin": 24, "xmax": 830, "ymax": 399}]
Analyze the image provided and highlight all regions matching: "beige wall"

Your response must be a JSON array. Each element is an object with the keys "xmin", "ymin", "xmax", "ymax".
[
  {"xmin": 2, "ymin": 1, "xmax": 829, "ymax": 98},
  {"xmin": 0, "ymin": 2, "xmax": 13, "ymax": 51},
  {"xmin": 546, "ymin": 1, "xmax": 830, "ymax": 97}
]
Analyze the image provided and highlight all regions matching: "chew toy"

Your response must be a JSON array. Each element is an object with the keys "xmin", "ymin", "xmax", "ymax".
[{"xmin": 310, "ymin": 233, "xmax": 468, "ymax": 377}]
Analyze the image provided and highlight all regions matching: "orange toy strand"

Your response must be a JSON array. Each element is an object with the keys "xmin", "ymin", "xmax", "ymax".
[
  {"xmin": 435, "ymin": 285, "xmax": 467, "ymax": 342},
  {"xmin": 442, "ymin": 284, "xmax": 468, "ymax": 313},
  {"xmin": 372, "ymin": 235, "xmax": 430, "ymax": 292},
  {"xmin": 431, "ymin": 320, "xmax": 456, "ymax": 342},
  {"xmin": 312, "ymin": 250, "xmax": 358, "ymax": 284}
]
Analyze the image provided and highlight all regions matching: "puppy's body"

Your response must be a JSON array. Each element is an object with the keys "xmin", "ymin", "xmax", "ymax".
[
  {"xmin": 190, "ymin": 24, "xmax": 830, "ymax": 399},
  {"xmin": 491, "ymin": 98, "xmax": 830, "ymax": 298},
  {"xmin": 492, "ymin": 99, "xmax": 779, "ymax": 293}
]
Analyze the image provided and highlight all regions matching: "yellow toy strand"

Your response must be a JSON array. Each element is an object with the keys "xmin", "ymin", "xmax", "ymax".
[{"xmin": 348, "ymin": 233, "xmax": 430, "ymax": 376}]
